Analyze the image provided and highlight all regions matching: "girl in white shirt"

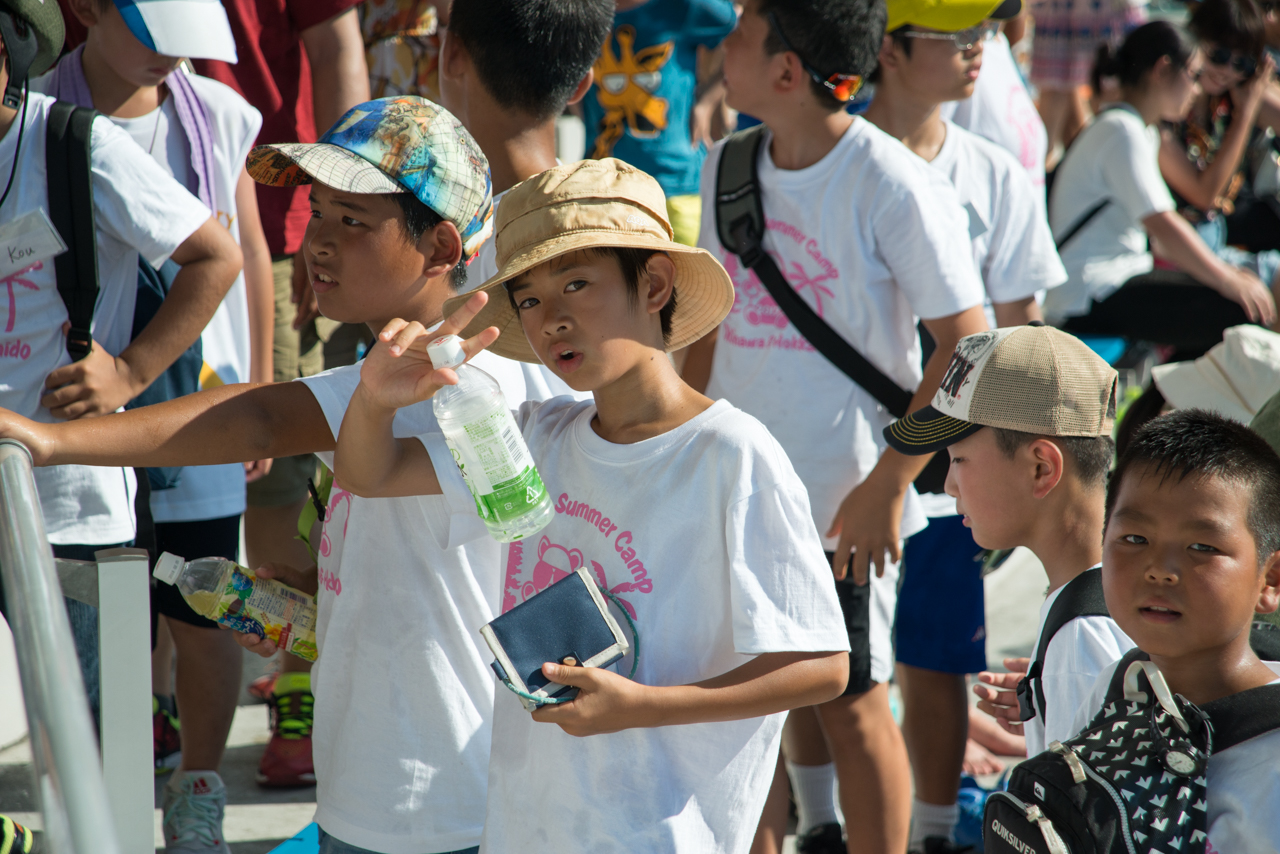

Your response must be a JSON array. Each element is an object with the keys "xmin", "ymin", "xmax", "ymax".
[
  {"xmin": 1047, "ymin": 20, "xmax": 1275, "ymax": 356},
  {"xmin": 334, "ymin": 159, "xmax": 852, "ymax": 854}
]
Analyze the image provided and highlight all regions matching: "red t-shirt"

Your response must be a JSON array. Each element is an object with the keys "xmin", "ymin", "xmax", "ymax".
[
  {"xmin": 194, "ymin": 0, "xmax": 362, "ymax": 255},
  {"xmin": 55, "ymin": 0, "xmax": 87, "ymax": 51}
]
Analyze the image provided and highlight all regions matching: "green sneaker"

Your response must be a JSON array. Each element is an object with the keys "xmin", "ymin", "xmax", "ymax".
[
  {"xmin": 0, "ymin": 815, "xmax": 35, "ymax": 854},
  {"xmin": 256, "ymin": 671, "xmax": 315, "ymax": 788}
]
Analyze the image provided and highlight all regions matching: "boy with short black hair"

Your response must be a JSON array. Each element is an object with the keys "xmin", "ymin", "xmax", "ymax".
[
  {"xmin": 1070, "ymin": 409, "xmax": 1280, "ymax": 850},
  {"xmin": 684, "ymin": 1, "xmax": 989, "ymax": 851},
  {"xmin": 883, "ymin": 325, "xmax": 1134, "ymax": 797},
  {"xmin": 441, "ymin": 0, "xmax": 610, "ymax": 405},
  {"xmin": 862, "ymin": 1, "xmax": 1065, "ymax": 847}
]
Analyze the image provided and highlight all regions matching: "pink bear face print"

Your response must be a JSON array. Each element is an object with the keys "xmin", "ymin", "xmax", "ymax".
[{"xmin": 527, "ymin": 536, "xmax": 582, "ymax": 601}]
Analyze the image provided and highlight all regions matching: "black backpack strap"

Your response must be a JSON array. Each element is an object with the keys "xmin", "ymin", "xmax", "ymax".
[
  {"xmin": 1018, "ymin": 568, "xmax": 1111, "ymax": 722},
  {"xmin": 1053, "ymin": 199, "xmax": 1111, "ymax": 252},
  {"xmin": 45, "ymin": 101, "xmax": 99, "ymax": 361},
  {"xmin": 1201, "ymin": 683, "xmax": 1280, "ymax": 752},
  {"xmin": 713, "ymin": 128, "xmax": 914, "ymax": 418}
]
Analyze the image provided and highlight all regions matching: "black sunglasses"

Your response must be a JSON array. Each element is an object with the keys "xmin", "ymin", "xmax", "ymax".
[{"xmin": 1205, "ymin": 45, "xmax": 1258, "ymax": 77}]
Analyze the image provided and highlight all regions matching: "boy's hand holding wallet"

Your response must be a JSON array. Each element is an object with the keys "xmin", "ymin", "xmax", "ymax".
[{"xmin": 480, "ymin": 567, "xmax": 637, "ymax": 711}]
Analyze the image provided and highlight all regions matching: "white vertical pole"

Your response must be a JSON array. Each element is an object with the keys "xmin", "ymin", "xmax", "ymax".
[{"xmin": 95, "ymin": 547, "xmax": 154, "ymax": 854}]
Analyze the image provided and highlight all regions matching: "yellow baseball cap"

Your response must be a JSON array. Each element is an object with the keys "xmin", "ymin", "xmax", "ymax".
[{"xmin": 886, "ymin": 0, "xmax": 1021, "ymax": 33}]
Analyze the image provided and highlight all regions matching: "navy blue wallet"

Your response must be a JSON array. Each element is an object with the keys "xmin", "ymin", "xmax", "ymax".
[{"xmin": 480, "ymin": 567, "xmax": 631, "ymax": 711}]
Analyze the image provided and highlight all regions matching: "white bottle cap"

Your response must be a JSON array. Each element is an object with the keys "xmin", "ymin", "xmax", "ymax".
[
  {"xmin": 154, "ymin": 551, "xmax": 186, "ymax": 584},
  {"xmin": 427, "ymin": 334, "xmax": 466, "ymax": 370}
]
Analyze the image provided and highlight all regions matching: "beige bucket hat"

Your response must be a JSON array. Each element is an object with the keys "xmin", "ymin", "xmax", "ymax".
[{"xmin": 442, "ymin": 158, "xmax": 735, "ymax": 364}]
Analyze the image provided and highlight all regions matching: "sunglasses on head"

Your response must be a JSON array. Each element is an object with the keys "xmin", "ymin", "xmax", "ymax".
[
  {"xmin": 1205, "ymin": 45, "xmax": 1258, "ymax": 77},
  {"xmin": 901, "ymin": 21, "xmax": 1000, "ymax": 52},
  {"xmin": 765, "ymin": 11, "xmax": 864, "ymax": 102}
]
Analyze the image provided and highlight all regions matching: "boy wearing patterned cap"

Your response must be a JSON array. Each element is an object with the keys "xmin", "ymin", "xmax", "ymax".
[
  {"xmin": 884, "ymin": 326, "xmax": 1135, "ymax": 813},
  {"xmin": 0, "ymin": 96, "xmax": 507, "ymax": 854}
]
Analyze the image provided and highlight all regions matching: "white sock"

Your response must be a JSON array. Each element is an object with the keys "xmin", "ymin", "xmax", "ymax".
[
  {"xmin": 786, "ymin": 761, "xmax": 840, "ymax": 835},
  {"xmin": 910, "ymin": 799, "xmax": 958, "ymax": 846}
]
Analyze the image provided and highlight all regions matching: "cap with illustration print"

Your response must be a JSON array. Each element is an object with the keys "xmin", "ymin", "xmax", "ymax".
[
  {"xmin": 886, "ymin": 0, "xmax": 1022, "ymax": 33},
  {"xmin": 111, "ymin": 0, "xmax": 237, "ymax": 63},
  {"xmin": 884, "ymin": 326, "xmax": 1118, "ymax": 455},
  {"xmin": 247, "ymin": 97, "xmax": 494, "ymax": 259}
]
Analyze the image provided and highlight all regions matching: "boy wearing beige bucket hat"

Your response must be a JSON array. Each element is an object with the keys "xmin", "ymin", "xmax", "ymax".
[{"xmin": 334, "ymin": 158, "xmax": 852, "ymax": 854}]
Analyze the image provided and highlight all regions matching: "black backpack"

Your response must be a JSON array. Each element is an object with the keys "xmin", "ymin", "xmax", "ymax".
[
  {"xmin": 986, "ymin": 648, "xmax": 1280, "ymax": 854},
  {"xmin": 44, "ymin": 100, "xmax": 202, "ymax": 491}
]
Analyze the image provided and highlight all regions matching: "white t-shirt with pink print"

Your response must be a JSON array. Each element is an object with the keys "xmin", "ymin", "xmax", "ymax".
[
  {"xmin": 697, "ymin": 117, "xmax": 986, "ymax": 550},
  {"xmin": 296, "ymin": 351, "xmax": 576, "ymax": 854},
  {"xmin": 423, "ymin": 396, "xmax": 849, "ymax": 853}
]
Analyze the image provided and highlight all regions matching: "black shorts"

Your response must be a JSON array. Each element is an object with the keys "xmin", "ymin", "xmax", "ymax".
[
  {"xmin": 830, "ymin": 551, "xmax": 875, "ymax": 697},
  {"xmin": 151, "ymin": 514, "xmax": 241, "ymax": 630}
]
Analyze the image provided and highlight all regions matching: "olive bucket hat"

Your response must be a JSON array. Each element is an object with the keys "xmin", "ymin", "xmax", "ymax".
[{"xmin": 442, "ymin": 158, "xmax": 735, "ymax": 364}]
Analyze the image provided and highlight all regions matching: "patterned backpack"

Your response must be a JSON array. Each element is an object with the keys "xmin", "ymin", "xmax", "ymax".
[{"xmin": 984, "ymin": 648, "xmax": 1280, "ymax": 854}]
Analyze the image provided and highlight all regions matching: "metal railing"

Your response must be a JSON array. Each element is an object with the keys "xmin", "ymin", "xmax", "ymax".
[{"xmin": 0, "ymin": 439, "xmax": 145, "ymax": 853}]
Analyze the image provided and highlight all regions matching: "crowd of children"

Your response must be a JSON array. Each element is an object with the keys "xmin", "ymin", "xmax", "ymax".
[{"xmin": 0, "ymin": 0, "xmax": 1279, "ymax": 853}]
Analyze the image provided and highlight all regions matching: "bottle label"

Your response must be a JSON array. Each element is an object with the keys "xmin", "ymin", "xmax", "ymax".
[
  {"xmin": 443, "ymin": 407, "xmax": 547, "ymax": 525},
  {"xmin": 187, "ymin": 566, "xmax": 320, "ymax": 661}
]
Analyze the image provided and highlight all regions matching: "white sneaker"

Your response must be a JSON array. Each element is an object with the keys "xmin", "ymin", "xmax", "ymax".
[{"xmin": 162, "ymin": 771, "xmax": 231, "ymax": 853}]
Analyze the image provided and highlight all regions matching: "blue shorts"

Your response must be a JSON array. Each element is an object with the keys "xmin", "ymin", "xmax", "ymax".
[{"xmin": 894, "ymin": 514, "xmax": 988, "ymax": 674}]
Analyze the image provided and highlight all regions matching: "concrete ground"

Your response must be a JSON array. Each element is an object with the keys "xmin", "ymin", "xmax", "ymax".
[{"xmin": 0, "ymin": 548, "xmax": 1049, "ymax": 852}]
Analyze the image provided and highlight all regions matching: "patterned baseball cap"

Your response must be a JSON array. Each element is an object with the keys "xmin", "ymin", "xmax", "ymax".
[
  {"xmin": 247, "ymin": 97, "xmax": 494, "ymax": 258},
  {"xmin": 884, "ymin": 326, "xmax": 1118, "ymax": 455}
]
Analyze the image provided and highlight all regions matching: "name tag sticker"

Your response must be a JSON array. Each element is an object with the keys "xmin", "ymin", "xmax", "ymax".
[{"xmin": 0, "ymin": 208, "xmax": 67, "ymax": 280}]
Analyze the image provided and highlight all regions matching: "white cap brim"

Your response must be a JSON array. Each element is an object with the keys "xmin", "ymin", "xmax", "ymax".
[{"xmin": 136, "ymin": 0, "xmax": 238, "ymax": 63}]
